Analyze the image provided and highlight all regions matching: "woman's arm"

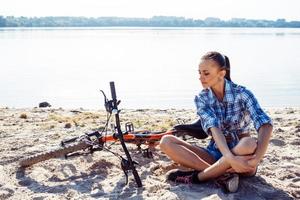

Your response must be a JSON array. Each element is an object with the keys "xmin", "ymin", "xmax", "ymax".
[
  {"xmin": 248, "ymin": 123, "xmax": 273, "ymax": 166},
  {"xmin": 210, "ymin": 127, "xmax": 233, "ymax": 158},
  {"xmin": 240, "ymin": 89, "xmax": 273, "ymax": 167},
  {"xmin": 256, "ymin": 123, "xmax": 273, "ymax": 160}
]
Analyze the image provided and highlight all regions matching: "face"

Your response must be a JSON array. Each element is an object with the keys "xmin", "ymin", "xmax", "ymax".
[{"xmin": 198, "ymin": 59, "xmax": 226, "ymax": 89}]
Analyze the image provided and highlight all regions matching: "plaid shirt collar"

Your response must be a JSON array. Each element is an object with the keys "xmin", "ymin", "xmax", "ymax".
[{"xmin": 207, "ymin": 79, "xmax": 235, "ymax": 104}]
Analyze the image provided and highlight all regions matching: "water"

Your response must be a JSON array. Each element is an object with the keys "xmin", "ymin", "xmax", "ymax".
[{"xmin": 0, "ymin": 27, "xmax": 300, "ymax": 109}]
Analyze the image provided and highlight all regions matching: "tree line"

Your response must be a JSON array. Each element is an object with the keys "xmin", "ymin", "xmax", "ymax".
[{"xmin": 0, "ymin": 16, "xmax": 299, "ymax": 28}]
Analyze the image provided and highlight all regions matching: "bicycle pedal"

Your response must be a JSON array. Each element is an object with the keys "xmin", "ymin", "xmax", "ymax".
[{"xmin": 121, "ymin": 158, "xmax": 139, "ymax": 168}]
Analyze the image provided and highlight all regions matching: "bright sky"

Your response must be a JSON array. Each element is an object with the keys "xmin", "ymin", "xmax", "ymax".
[{"xmin": 0, "ymin": 0, "xmax": 299, "ymax": 21}]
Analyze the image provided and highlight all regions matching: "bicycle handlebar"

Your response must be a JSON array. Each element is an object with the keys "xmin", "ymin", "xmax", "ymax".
[{"xmin": 110, "ymin": 81, "xmax": 117, "ymax": 103}]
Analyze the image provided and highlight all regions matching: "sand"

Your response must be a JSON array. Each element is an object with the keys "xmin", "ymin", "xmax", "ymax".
[{"xmin": 0, "ymin": 107, "xmax": 299, "ymax": 199}]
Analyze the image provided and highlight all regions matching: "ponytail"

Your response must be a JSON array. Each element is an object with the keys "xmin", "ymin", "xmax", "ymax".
[{"xmin": 224, "ymin": 55, "xmax": 231, "ymax": 81}]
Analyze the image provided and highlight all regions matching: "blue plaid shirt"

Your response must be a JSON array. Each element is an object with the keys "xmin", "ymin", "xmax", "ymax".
[{"xmin": 194, "ymin": 79, "xmax": 272, "ymax": 142}]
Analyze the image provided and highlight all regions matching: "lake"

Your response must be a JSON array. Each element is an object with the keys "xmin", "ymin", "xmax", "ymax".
[{"xmin": 0, "ymin": 27, "xmax": 300, "ymax": 109}]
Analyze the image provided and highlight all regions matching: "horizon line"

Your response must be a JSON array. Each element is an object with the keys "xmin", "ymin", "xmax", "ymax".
[{"xmin": 1, "ymin": 15, "xmax": 299, "ymax": 22}]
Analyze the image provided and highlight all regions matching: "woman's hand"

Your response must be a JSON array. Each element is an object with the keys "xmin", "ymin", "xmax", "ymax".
[
  {"xmin": 226, "ymin": 155, "xmax": 256, "ymax": 173},
  {"xmin": 226, "ymin": 155, "xmax": 259, "ymax": 173}
]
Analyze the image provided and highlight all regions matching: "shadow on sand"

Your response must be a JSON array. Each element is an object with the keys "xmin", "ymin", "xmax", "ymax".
[
  {"xmin": 15, "ymin": 151, "xmax": 294, "ymax": 200},
  {"xmin": 15, "ymin": 158, "xmax": 114, "ymax": 198}
]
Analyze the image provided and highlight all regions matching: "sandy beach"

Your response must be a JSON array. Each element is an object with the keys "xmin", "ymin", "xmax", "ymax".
[{"xmin": 0, "ymin": 107, "xmax": 299, "ymax": 199}]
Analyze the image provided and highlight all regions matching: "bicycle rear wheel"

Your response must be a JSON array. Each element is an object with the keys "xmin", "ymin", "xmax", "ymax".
[{"xmin": 19, "ymin": 141, "xmax": 90, "ymax": 167}]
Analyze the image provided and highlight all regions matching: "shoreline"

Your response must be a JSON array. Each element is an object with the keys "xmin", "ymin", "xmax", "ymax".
[{"xmin": 0, "ymin": 107, "xmax": 299, "ymax": 199}]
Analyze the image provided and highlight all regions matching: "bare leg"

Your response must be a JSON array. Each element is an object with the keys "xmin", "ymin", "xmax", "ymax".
[
  {"xmin": 159, "ymin": 135, "xmax": 216, "ymax": 171},
  {"xmin": 197, "ymin": 137, "xmax": 257, "ymax": 181}
]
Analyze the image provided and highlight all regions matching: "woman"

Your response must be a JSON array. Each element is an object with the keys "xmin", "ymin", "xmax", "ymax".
[{"xmin": 159, "ymin": 51, "xmax": 273, "ymax": 192}]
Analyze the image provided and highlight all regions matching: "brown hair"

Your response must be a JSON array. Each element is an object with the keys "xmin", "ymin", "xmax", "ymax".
[{"xmin": 201, "ymin": 51, "xmax": 231, "ymax": 81}]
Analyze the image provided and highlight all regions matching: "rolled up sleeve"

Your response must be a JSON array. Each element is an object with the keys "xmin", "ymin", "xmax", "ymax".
[
  {"xmin": 195, "ymin": 95, "xmax": 221, "ymax": 135},
  {"xmin": 241, "ymin": 89, "xmax": 272, "ymax": 131}
]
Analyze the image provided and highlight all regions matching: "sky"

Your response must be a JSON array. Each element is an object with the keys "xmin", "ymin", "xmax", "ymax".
[{"xmin": 0, "ymin": 0, "xmax": 299, "ymax": 21}]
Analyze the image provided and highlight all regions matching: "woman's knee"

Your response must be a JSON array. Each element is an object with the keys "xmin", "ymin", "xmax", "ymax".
[
  {"xmin": 159, "ymin": 135, "xmax": 177, "ymax": 152},
  {"xmin": 233, "ymin": 137, "xmax": 257, "ymax": 155}
]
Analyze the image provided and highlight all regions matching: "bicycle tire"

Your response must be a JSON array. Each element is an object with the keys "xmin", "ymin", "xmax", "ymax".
[{"xmin": 19, "ymin": 141, "xmax": 90, "ymax": 167}]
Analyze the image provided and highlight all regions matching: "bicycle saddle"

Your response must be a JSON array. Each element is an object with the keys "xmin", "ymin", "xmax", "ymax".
[{"xmin": 173, "ymin": 118, "xmax": 208, "ymax": 139}]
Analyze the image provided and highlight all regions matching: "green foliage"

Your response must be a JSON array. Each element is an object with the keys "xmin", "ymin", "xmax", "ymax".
[
  {"xmin": 0, "ymin": 16, "xmax": 6, "ymax": 27},
  {"xmin": 0, "ymin": 16, "xmax": 299, "ymax": 28}
]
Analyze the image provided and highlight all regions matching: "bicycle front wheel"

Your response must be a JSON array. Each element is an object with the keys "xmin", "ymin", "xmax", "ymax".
[{"xmin": 19, "ymin": 141, "xmax": 90, "ymax": 167}]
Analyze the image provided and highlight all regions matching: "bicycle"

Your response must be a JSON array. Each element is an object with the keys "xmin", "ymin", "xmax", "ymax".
[{"xmin": 19, "ymin": 82, "xmax": 207, "ymax": 187}]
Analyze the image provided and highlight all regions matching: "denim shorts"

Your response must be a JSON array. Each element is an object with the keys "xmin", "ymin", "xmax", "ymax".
[{"xmin": 204, "ymin": 140, "xmax": 238, "ymax": 161}]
